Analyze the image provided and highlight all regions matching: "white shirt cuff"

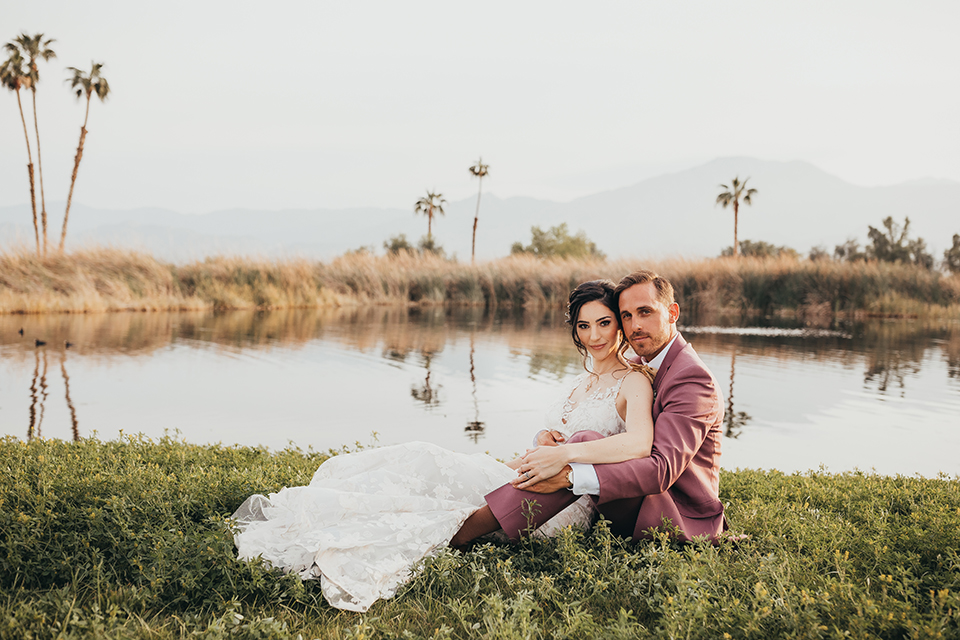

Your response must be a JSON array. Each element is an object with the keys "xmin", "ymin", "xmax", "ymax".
[{"xmin": 569, "ymin": 462, "xmax": 600, "ymax": 496}]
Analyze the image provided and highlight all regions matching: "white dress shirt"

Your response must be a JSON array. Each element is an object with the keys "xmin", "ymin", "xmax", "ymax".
[{"xmin": 569, "ymin": 332, "xmax": 679, "ymax": 496}]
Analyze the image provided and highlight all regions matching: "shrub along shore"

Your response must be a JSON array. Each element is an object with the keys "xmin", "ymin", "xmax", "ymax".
[
  {"xmin": 2, "ymin": 247, "xmax": 960, "ymax": 318},
  {"xmin": 1, "ymin": 436, "xmax": 958, "ymax": 639}
]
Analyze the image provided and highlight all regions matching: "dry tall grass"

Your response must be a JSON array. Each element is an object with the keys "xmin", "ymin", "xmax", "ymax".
[
  {"xmin": 2, "ymin": 247, "xmax": 959, "ymax": 317},
  {"xmin": 0, "ymin": 247, "xmax": 198, "ymax": 313}
]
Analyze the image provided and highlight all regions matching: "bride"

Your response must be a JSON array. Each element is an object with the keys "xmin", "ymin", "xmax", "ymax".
[{"xmin": 231, "ymin": 279, "xmax": 655, "ymax": 612}]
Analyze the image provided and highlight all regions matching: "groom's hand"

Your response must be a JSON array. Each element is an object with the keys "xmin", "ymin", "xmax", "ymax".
[{"xmin": 517, "ymin": 464, "xmax": 573, "ymax": 494}]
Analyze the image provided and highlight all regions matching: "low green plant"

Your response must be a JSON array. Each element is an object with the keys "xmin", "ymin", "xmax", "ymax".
[{"xmin": 2, "ymin": 436, "xmax": 958, "ymax": 639}]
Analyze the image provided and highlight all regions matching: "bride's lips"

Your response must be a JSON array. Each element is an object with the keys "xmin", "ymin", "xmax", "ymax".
[{"xmin": 589, "ymin": 342, "xmax": 608, "ymax": 350}]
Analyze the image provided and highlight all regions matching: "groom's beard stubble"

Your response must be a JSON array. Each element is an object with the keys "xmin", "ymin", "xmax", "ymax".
[{"xmin": 628, "ymin": 328, "xmax": 670, "ymax": 359}]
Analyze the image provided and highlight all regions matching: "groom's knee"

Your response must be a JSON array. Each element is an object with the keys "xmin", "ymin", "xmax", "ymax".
[{"xmin": 567, "ymin": 430, "xmax": 604, "ymax": 444}]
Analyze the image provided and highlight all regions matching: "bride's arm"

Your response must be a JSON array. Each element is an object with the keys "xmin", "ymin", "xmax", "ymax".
[
  {"xmin": 564, "ymin": 374, "xmax": 653, "ymax": 463},
  {"xmin": 514, "ymin": 373, "xmax": 653, "ymax": 483}
]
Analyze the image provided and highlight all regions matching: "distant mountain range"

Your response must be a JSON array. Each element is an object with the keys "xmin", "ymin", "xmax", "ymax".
[{"xmin": 2, "ymin": 157, "xmax": 958, "ymax": 262}]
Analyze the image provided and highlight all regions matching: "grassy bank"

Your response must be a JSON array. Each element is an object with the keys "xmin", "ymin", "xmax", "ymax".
[
  {"xmin": 2, "ymin": 247, "xmax": 960, "ymax": 317},
  {"xmin": 2, "ymin": 436, "xmax": 958, "ymax": 639}
]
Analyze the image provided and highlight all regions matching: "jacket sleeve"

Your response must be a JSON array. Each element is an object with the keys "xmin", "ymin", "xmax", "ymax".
[{"xmin": 595, "ymin": 361, "xmax": 720, "ymax": 505}]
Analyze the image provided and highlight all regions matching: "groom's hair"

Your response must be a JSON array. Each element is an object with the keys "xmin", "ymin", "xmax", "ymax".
[{"xmin": 614, "ymin": 269, "xmax": 675, "ymax": 308}]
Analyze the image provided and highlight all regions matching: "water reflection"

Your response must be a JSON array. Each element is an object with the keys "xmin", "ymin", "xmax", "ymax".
[
  {"xmin": 410, "ymin": 352, "xmax": 441, "ymax": 407},
  {"xmin": 25, "ymin": 347, "xmax": 81, "ymax": 442},
  {"xmin": 27, "ymin": 350, "xmax": 43, "ymax": 439},
  {"xmin": 859, "ymin": 322, "xmax": 930, "ymax": 396},
  {"xmin": 948, "ymin": 332, "xmax": 960, "ymax": 380},
  {"xmin": 2, "ymin": 309, "xmax": 958, "ymax": 476},
  {"xmin": 60, "ymin": 353, "xmax": 80, "ymax": 440},
  {"xmin": 464, "ymin": 336, "xmax": 485, "ymax": 443},
  {"xmin": 724, "ymin": 348, "xmax": 751, "ymax": 439}
]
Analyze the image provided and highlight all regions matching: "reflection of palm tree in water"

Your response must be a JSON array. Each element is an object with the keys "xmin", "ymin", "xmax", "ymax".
[
  {"xmin": 28, "ymin": 349, "xmax": 49, "ymax": 439},
  {"xmin": 27, "ymin": 348, "xmax": 81, "ymax": 441},
  {"xmin": 410, "ymin": 352, "xmax": 441, "ymax": 407},
  {"xmin": 724, "ymin": 348, "xmax": 751, "ymax": 439},
  {"xmin": 465, "ymin": 336, "xmax": 485, "ymax": 442},
  {"xmin": 28, "ymin": 351, "xmax": 40, "ymax": 439},
  {"xmin": 61, "ymin": 353, "xmax": 80, "ymax": 440}
]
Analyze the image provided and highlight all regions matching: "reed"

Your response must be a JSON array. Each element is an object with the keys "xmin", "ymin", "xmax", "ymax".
[{"xmin": 2, "ymin": 246, "xmax": 959, "ymax": 317}]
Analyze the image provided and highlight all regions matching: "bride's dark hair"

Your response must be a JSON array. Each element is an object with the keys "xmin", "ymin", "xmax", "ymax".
[{"xmin": 565, "ymin": 280, "xmax": 628, "ymax": 373}]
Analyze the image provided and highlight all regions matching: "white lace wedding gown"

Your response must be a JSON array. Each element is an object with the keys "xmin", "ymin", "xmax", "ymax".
[{"xmin": 231, "ymin": 374, "xmax": 626, "ymax": 612}]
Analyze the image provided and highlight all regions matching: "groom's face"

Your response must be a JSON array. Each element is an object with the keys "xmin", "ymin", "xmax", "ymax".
[{"xmin": 618, "ymin": 282, "xmax": 679, "ymax": 359}]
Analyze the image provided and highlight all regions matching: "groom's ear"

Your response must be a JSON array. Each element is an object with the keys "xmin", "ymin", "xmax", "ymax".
[{"xmin": 668, "ymin": 302, "xmax": 680, "ymax": 324}]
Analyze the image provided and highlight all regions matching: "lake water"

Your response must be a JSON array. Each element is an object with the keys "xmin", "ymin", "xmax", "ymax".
[{"xmin": 2, "ymin": 308, "xmax": 958, "ymax": 477}]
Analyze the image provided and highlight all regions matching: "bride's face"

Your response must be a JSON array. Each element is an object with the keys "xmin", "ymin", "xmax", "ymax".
[{"xmin": 575, "ymin": 300, "xmax": 621, "ymax": 366}]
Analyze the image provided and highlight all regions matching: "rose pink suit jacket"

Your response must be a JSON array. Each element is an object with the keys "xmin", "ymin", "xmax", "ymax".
[{"xmin": 485, "ymin": 333, "xmax": 726, "ymax": 542}]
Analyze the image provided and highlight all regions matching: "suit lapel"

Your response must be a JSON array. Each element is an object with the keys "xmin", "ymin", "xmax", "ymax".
[{"xmin": 652, "ymin": 333, "xmax": 687, "ymax": 397}]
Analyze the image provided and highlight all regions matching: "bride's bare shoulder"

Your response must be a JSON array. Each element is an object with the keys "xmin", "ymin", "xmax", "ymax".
[{"xmin": 618, "ymin": 370, "xmax": 654, "ymax": 396}]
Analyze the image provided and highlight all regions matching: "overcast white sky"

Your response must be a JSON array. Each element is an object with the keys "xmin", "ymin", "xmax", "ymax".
[{"xmin": 2, "ymin": 1, "xmax": 958, "ymax": 214}]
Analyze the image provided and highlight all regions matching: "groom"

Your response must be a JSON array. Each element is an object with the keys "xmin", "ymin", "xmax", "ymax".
[{"xmin": 452, "ymin": 269, "xmax": 726, "ymax": 545}]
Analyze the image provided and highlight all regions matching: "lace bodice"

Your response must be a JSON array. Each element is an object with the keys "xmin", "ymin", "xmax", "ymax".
[
  {"xmin": 544, "ymin": 373, "xmax": 627, "ymax": 438},
  {"xmin": 529, "ymin": 373, "xmax": 627, "ymax": 540}
]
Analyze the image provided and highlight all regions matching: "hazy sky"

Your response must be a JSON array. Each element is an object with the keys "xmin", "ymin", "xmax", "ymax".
[{"xmin": 2, "ymin": 0, "xmax": 958, "ymax": 213}]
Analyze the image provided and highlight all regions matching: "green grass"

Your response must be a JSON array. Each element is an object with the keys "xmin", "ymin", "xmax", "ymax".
[{"xmin": 2, "ymin": 436, "xmax": 959, "ymax": 639}]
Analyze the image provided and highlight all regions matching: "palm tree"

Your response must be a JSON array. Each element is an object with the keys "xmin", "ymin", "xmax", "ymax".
[
  {"xmin": 0, "ymin": 48, "xmax": 40, "ymax": 253},
  {"xmin": 60, "ymin": 62, "xmax": 110, "ymax": 251},
  {"xmin": 715, "ymin": 176, "xmax": 757, "ymax": 258},
  {"xmin": 468, "ymin": 157, "xmax": 489, "ymax": 262},
  {"xmin": 8, "ymin": 33, "xmax": 56, "ymax": 254},
  {"xmin": 414, "ymin": 191, "xmax": 446, "ymax": 240}
]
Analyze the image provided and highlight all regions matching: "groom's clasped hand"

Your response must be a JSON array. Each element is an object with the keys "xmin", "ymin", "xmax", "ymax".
[{"xmin": 511, "ymin": 429, "xmax": 570, "ymax": 492}]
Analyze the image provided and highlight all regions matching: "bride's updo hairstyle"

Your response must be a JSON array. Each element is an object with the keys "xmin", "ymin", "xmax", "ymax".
[{"xmin": 565, "ymin": 279, "xmax": 628, "ymax": 372}]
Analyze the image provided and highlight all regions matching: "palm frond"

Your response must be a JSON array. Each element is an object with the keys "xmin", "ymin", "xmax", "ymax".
[
  {"xmin": 469, "ymin": 157, "xmax": 490, "ymax": 178},
  {"xmin": 0, "ymin": 50, "xmax": 28, "ymax": 91},
  {"xmin": 717, "ymin": 176, "xmax": 758, "ymax": 210},
  {"xmin": 5, "ymin": 33, "xmax": 56, "ymax": 89},
  {"xmin": 94, "ymin": 78, "xmax": 110, "ymax": 100},
  {"xmin": 65, "ymin": 62, "xmax": 110, "ymax": 101}
]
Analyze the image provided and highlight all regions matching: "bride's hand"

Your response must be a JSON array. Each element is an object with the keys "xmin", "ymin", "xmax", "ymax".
[
  {"xmin": 511, "ymin": 445, "xmax": 570, "ymax": 487},
  {"xmin": 536, "ymin": 430, "xmax": 567, "ymax": 447}
]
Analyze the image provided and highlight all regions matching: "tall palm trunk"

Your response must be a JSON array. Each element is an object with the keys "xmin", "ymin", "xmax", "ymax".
[
  {"xmin": 732, "ymin": 201, "xmax": 739, "ymax": 258},
  {"xmin": 60, "ymin": 94, "xmax": 91, "ymax": 251},
  {"xmin": 31, "ymin": 87, "xmax": 48, "ymax": 255},
  {"xmin": 14, "ymin": 89, "xmax": 40, "ymax": 253},
  {"xmin": 471, "ymin": 177, "xmax": 483, "ymax": 262},
  {"xmin": 427, "ymin": 207, "xmax": 433, "ymax": 239}
]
